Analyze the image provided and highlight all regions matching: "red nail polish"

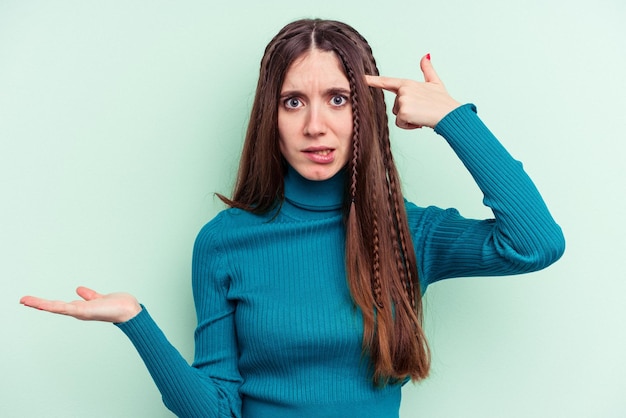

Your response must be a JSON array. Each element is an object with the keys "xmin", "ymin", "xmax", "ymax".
[{"xmin": 426, "ymin": 53, "xmax": 431, "ymax": 61}]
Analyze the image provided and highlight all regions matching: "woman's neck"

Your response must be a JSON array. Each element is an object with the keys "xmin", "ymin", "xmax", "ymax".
[{"xmin": 283, "ymin": 165, "xmax": 345, "ymax": 212}]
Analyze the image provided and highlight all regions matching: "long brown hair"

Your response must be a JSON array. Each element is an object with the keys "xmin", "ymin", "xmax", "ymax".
[{"xmin": 219, "ymin": 18, "xmax": 430, "ymax": 385}]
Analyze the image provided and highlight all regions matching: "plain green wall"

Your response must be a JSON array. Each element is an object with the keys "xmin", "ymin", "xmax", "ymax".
[{"xmin": 2, "ymin": 0, "xmax": 625, "ymax": 417}]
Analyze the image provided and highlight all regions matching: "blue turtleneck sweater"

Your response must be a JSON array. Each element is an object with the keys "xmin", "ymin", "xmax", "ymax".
[{"xmin": 116, "ymin": 104, "xmax": 564, "ymax": 418}]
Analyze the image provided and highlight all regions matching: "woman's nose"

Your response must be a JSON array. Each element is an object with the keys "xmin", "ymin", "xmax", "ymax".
[{"xmin": 303, "ymin": 104, "xmax": 327, "ymax": 137}]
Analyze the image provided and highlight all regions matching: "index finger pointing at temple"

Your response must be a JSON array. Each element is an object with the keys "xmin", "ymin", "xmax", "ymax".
[{"xmin": 365, "ymin": 75, "xmax": 404, "ymax": 93}]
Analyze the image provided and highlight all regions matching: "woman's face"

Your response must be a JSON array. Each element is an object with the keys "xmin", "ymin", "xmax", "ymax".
[{"xmin": 278, "ymin": 49, "xmax": 353, "ymax": 181}]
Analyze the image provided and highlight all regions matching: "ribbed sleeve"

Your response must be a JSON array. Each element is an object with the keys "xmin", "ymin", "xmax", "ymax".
[
  {"xmin": 115, "ymin": 217, "xmax": 243, "ymax": 418},
  {"xmin": 413, "ymin": 104, "xmax": 565, "ymax": 287}
]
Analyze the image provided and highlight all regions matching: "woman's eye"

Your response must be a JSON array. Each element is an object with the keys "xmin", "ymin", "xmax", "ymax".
[
  {"xmin": 331, "ymin": 95, "xmax": 348, "ymax": 106},
  {"xmin": 284, "ymin": 98, "xmax": 302, "ymax": 109}
]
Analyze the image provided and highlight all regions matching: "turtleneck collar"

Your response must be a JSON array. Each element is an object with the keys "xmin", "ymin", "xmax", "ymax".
[{"xmin": 283, "ymin": 165, "xmax": 345, "ymax": 212}]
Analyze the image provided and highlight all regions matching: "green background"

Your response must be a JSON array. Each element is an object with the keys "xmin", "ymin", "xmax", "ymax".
[{"xmin": 2, "ymin": 0, "xmax": 624, "ymax": 416}]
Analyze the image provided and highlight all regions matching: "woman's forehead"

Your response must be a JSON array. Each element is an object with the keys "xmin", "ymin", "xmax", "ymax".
[{"xmin": 282, "ymin": 49, "xmax": 349, "ymax": 91}]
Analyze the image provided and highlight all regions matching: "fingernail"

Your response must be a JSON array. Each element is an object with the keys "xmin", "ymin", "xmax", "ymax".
[{"xmin": 426, "ymin": 53, "xmax": 431, "ymax": 61}]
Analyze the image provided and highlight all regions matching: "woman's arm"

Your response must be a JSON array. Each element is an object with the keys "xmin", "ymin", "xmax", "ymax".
[
  {"xmin": 117, "ymin": 214, "xmax": 242, "ymax": 417},
  {"xmin": 410, "ymin": 104, "xmax": 565, "ymax": 286},
  {"xmin": 19, "ymin": 215, "xmax": 243, "ymax": 418},
  {"xmin": 367, "ymin": 55, "xmax": 565, "ymax": 287}
]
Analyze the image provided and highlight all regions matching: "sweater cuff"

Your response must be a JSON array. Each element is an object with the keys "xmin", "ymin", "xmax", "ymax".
[
  {"xmin": 114, "ymin": 304, "xmax": 154, "ymax": 338},
  {"xmin": 434, "ymin": 103, "xmax": 477, "ymax": 135}
]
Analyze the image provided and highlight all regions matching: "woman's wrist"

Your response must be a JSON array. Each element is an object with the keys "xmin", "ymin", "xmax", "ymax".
[{"xmin": 116, "ymin": 301, "xmax": 143, "ymax": 323}]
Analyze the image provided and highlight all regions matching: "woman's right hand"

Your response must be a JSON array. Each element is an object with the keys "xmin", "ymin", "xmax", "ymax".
[
  {"xmin": 365, "ymin": 54, "xmax": 461, "ymax": 130},
  {"xmin": 20, "ymin": 286, "xmax": 142, "ymax": 323}
]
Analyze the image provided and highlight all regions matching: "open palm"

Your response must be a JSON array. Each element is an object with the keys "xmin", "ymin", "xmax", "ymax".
[{"xmin": 20, "ymin": 286, "xmax": 142, "ymax": 323}]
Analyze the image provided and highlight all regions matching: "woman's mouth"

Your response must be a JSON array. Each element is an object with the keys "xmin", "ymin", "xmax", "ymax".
[{"xmin": 303, "ymin": 148, "xmax": 335, "ymax": 163}]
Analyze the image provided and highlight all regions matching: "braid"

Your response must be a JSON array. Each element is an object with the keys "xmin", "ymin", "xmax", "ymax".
[
  {"xmin": 334, "ymin": 46, "xmax": 360, "ymax": 202},
  {"xmin": 350, "ymin": 130, "xmax": 359, "ymax": 202},
  {"xmin": 371, "ymin": 190, "xmax": 384, "ymax": 309},
  {"xmin": 378, "ymin": 117, "xmax": 417, "ymax": 307},
  {"xmin": 384, "ymin": 141, "xmax": 418, "ymax": 311},
  {"xmin": 354, "ymin": 32, "xmax": 381, "ymax": 77},
  {"xmin": 334, "ymin": 46, "xmax": 386, "ymax": 309}
]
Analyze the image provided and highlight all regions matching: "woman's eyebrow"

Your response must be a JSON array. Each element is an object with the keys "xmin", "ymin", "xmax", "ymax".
[
  {"xmin": 326, "ymin": 87, "xmax": 351, "ymax": 96},
  {"xmin": 279, "ymin": 87, "xmax": 351, "ymax": 98},
  {"xmin": 279, "ymin": 89, "xmax": 303, "ymax": 98}
]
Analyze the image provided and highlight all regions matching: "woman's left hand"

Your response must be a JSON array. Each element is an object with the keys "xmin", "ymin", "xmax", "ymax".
[{"xmin": 365, "ymin": 54, "xmax": 461, "ymax": 129}]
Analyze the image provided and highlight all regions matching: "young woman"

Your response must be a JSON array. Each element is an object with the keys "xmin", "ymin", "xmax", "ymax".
[{"xmin": 20, "ymin": 18, "xmax": 565, "ymax": 418}]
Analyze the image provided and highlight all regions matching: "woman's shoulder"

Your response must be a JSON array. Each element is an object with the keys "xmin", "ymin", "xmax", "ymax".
[
  {"xmin": 196, "ymin": 207, "xmax": 275, "ymax": 243},
  {"xmin": 404, "ymin": 199, "xmax": 460, "ymax": 220}
]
